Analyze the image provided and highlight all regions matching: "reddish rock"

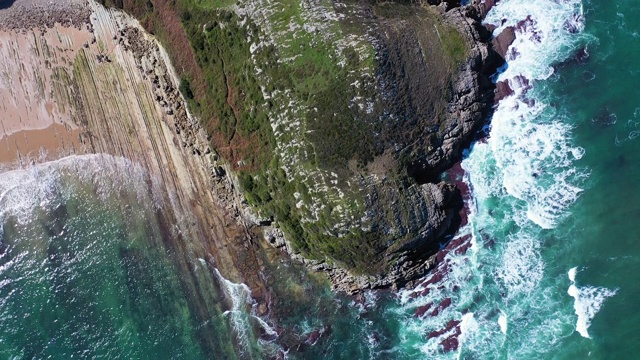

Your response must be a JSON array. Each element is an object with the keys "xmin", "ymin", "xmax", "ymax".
[
  {"xmin": 517, "ymin": 15, "xmax": 541, "ymax": 43},
  {"xmin": 439, "ymin": 297, "xmax": 452, "ymax": 310},
  {"xmin": 573, "ymin": 47, "xmax": 589, "ymax": 64},
  {"xmin": 436, "ymin": 247, "xmax": 450, "ymax": 263},
  {"xmin": 492, "ymin": 26, "xmax": 516, "ymax": 58},
  {"xmin": 427, "ymin": 319, "xmax": 461, "ymax": 339},
  {"xmin": 454, "ymin": 238, "xmax": 473, "ymax": 256},
  {"xmin": 495, "ymin": 80, "xmax": 514, "ymax": 102},
  {"xmin": 426, "ymin": 319, "xmax": 462, "ymax": 352},
  {"xmin": 415, "ymin": 303, "xmax": 433, "ymax": 317},
  {"xmin": 513, "ymin": 75, "xmax": 532, "ymax": 92},
  {"xmin": 478, "ymin": 0, "xmax": 499, "ymax": 18},
  {"xmin": 440, "ymin": 335, "xmax": 459, "ymax": 352}
]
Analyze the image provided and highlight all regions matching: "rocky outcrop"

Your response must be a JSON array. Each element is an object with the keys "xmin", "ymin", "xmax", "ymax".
[
  {"xmin": 492, "ymin": 26, "xmax": 516, "ymax": 58},
  {"xmin": 0, "ymin": 0, "xmax": 91, "ymax": 30},
  {"xmin": 404, "ymin": 4, "xmax": 499, "ymax": 178},
  {"xmin": 85, "ymin": 0, "xmax": 502, "ymax": 293},
  {"xmin": 0, "ymin": 0, "xmax": 277, "ymax": 324},
  {"xmin": 261, "ymin": 2, "xmax": 502, "ymax": 294}
]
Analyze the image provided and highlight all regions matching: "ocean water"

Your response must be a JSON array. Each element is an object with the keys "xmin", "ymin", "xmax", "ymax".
[
  {"xmin": 2, "ymin": 0, "xmax": 638, "ymax": 358},
  {"xmin": 377, "ymin": 0, "xmax": 640, "ymax": 357},
  {"xmin": 310, "ymin": 0, "xmax": 639, "ymax": 357},
  {"xmin": 0, "ymin": 155, "xmax": 273, "ymax": 359}
]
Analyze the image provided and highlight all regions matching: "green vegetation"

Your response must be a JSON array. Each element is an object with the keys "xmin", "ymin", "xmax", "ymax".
[
  {"xmin": 437, "ymin": 22, "xmax": 468, "ymax": 67},
  {"xmin": 167, "ymin": 0, "xmax": 380, "ymax": 272},
  {"xmin": 179, "ymin": 8, "xmax": 273, "ymax": 148},
  {"xmin": 99, "ymin": 0, "xmax": 470, "ymax": 274}
]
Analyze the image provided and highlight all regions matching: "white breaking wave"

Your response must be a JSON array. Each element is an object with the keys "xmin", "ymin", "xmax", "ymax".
[
  {"xmin": 567, "ymin": 267, "xmax": 618, "ymax": 338},
  {"xmin": 485, "ymin": 0, "xmax": 585, "ymax": 81},
  {"xmin": 482, "ymin": 0, "xmax": 589, "ymax": 229},
  {"xmin": 457, "ymin": 312, "xmax": 479, "ymax": 359},
  {"xmin": 213, "ymin": 268, "xmax": 280, "ymax": 356},
  {"xmin": 495, "ymin": 231, "xmax": 544, "ymax": 299},
  {"xmin": 0, "ymin": 154, "xmax": 157, "ymax": 232},
  {"xmin": 216, "ymin": 268, "xmax": 257, "ymax": 350},
  {"xmin": 488, "ymin": 95, "xmax": 587, "ymax": 229},
  {"xmin": 498, "ymin": 313, "xmax": 507, "ymax": 334},
  {"xmin": 391, "ymin": 0, "xmax": 590, "ymax": 358}
]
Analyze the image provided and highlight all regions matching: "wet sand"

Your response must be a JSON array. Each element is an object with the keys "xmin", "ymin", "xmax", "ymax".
[
  {"xmin": 0, "ymin": 9, "xmax": 92, "ymax": 164},
  {"xmin": 0, "ymin": 124, "xmax": 84, "ymax": 164}
]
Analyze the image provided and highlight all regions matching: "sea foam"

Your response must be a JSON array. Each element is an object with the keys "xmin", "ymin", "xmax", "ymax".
[
  {"xmin": 567, "ymin": 267, "xmax": 617, "ymax": 338},
  {"xmin": 0, "ymin": 154, "xmax": 155, "ymax": 232},
  {"xmin": 389, "ymin": 0, "xmax": 589, "ymax": 357},
  {"xmin": 484, "ymin": 0, "xmax": 588, "ymax": 229},
  {"xmin": 498, "ymin": 313, "xmax": 507, "ymax": 334},
  {"xmin": 213, "ymin": 268, "xmax": 280, "ymax": 356}
]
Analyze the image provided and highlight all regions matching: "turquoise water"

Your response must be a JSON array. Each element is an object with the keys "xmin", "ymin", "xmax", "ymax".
[
  {"xmin": 0, "ymin": 156, "xmax": 270, "ymax": 359},
  {"xmin": 373, "ymin": 0, "xmax": 640, "ymax": 357},
  {"xmin": 310, "ymin": 0, "xmax": 640, "ymax": 357},
  {"xmin": 2, "ymin": 0, "xmax": 638, "ymax": 358}
]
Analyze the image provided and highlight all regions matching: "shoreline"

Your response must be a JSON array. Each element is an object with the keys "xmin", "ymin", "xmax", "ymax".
[
  {"xmin": 397, "ymin": 0, "xmax": 591, "ymax": 352},
  {"xmin": 0, "ymin": 1, "xmax": 291, "ymax": 354},
  {"xmin": 0, "ymin": 124, "xmax": 84, "ymax": 165},
  {"xmin": 0, "ymin": 0, "xmax": 510, "ymax": 355},
  {"xmin": 261, "ymin": 0, "xmax": 504, "ymax": 295}
]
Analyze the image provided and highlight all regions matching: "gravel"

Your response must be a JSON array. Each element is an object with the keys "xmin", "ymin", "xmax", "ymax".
[{"xmin": 0, "ymin": 0, "xmax": 91, "ymax": 31}]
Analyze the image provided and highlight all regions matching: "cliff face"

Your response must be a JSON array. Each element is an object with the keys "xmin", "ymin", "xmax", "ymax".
[
  {"xmin": 267, "ymin": 2, "xmax": 501, "ymax": 292},
  {"xmin": 94, "ymin": 0, "xmax": 501, "ymax": 291},
  {"xmin": 0, "ymin": 0, "xmax": 276, "ymax": 325}
]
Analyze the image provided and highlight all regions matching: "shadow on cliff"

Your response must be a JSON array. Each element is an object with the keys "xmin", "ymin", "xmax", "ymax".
[{"xmin": 0, "ymin": 0, "xmax": 15, "ymax": 10}]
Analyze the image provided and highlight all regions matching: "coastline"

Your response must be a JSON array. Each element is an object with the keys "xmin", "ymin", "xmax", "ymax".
[
  {"xmin": 0, "ymin": 0, "xmax": 510, "ymax": 355},
  {"xmin": 0, "ymin": 0, "xmax": 287, "ymax": 351},
  {"xmin": 393, "ymin": 0, "xmax": 593, "ymax": 353},
  {"xmin": 261, "ymin": 0, "xmax": 504, "ymax": 294}
]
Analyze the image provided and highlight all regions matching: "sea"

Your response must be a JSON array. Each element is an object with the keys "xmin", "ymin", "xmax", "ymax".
[{"xmin": 1, "ymin": 0, "xmax": 637, "ymax": 358}]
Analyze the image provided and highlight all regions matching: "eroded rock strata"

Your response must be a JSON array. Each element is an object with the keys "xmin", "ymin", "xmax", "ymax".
[
  {"xmin": 0, "ymin": 2, "xmax": 277, "ymax": 343},
  {"xmin": 89, "ymin": 0, "xmax": 503, "ymax": 293},
  {"xmin": 3, "ymin": 0, "xmax": 503, "ymax": 295}
]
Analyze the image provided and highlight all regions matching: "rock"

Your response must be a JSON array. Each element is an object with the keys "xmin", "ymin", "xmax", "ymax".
[
  {"xmin": 473, "ymin": 0, "xmax": 499, "ymax": 18},
  {"xmin": 494, "ymin": 80, "xmax": 514, "ymax": 101},
  {"xmin": 492, "ymin": 26, "xmax": 515, "ymax": 59},
  {"xmin": 253, "ymin": 2, "xmax": 501, "ymax": 294},
  {"xmin": 257, "ymin": 302, "xmax": 268, "ymax": 316},
  {"xmin": 591, "ymin": 109, "xmax": 618, "ymax": 127},
  {"xmin": 572, "ymin": 47, "xmax": 589, "ymax": 64}
]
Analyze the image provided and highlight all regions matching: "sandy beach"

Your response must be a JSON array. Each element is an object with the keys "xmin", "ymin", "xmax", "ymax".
[
  {"xmin": 0, "ymin": 0, "xmax": 276, "ymax": 320},
  {"xmin": 0, "ymin": 0, "xmax": 91, "ymax": 164}
]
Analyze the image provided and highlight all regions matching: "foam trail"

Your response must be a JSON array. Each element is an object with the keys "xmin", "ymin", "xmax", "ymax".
[
  {"xmin": 498, "ymin": 313, "xmax": 507, "ymax": 334},
  {"xmin": 567, "ymin": 267, "xmax": 617, "ymax": 338},
  {"xmin": 213, "ymin": 269, "xmax": 280, "ymax": 356},
  {"xmin": 215, "ymin": 269, "xmax": 256, "ymax": 351},
  {"xmin": 389, "ymin": 0, "xmax": 590, "ymax": 357}
]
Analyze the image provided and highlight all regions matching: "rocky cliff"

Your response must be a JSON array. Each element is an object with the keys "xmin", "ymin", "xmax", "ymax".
[
  {"xmin": 94, "ymin": 0, "xmax": 502, "ymax": 292},
  {"xmin": 0, "ymin": 0, "xmax": 281, "ymax": 330},
  {"xmin": 264, "ymin": 2, "xmax": 502, "ymax": 292}
]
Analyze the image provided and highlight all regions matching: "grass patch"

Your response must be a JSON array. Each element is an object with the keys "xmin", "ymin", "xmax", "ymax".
[
  {"xmin": 437, "ymin": 23, "xmax": 467, "ymax": 67},
  {"xmin": 98, "ymin": 0, "xmax": 462, "ymax": 275}
]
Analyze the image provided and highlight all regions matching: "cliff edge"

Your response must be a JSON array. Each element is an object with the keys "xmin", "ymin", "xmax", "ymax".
[{"xmin": 97, "ymin": 0, "xmax": 502, "ymax": 293}]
